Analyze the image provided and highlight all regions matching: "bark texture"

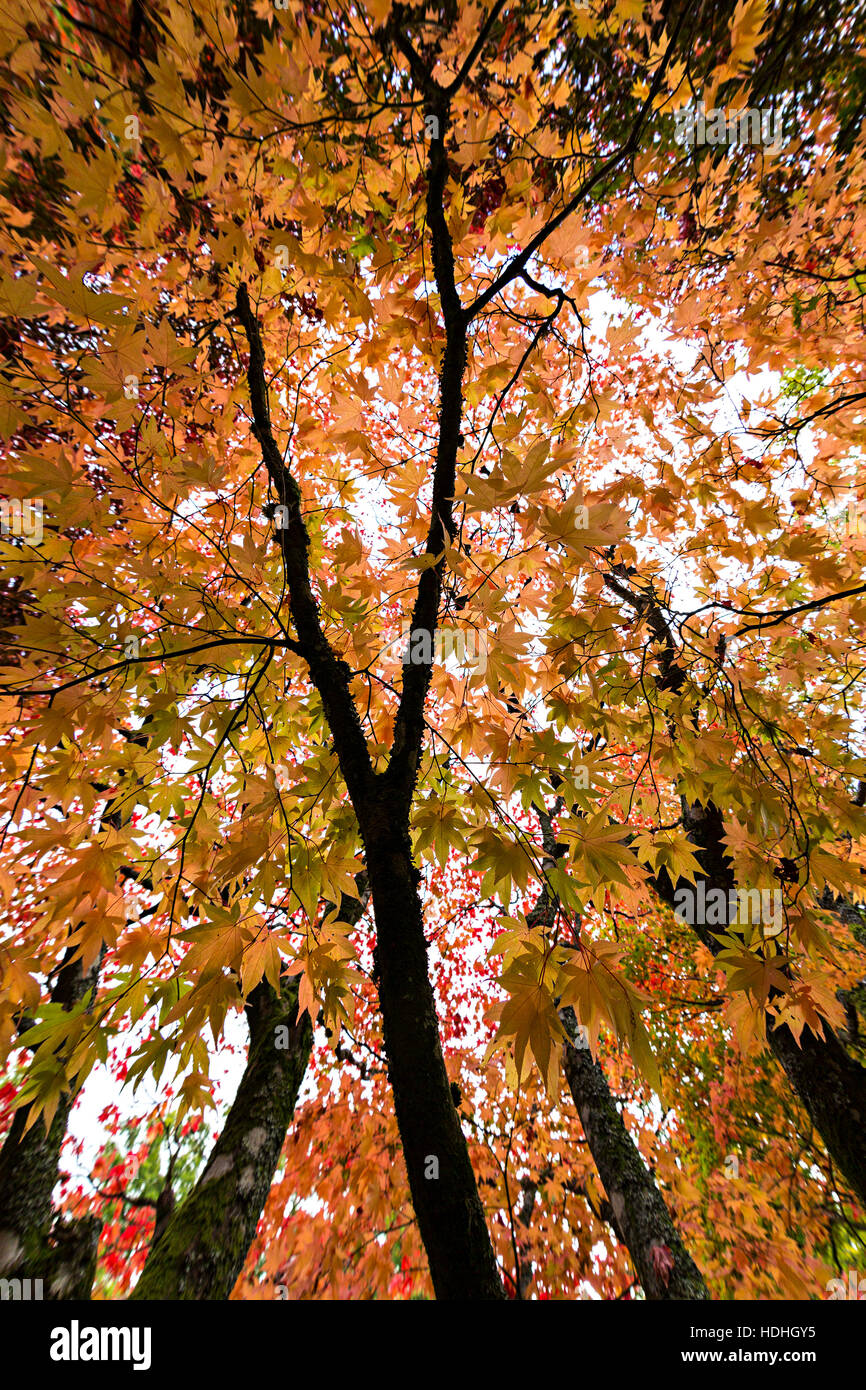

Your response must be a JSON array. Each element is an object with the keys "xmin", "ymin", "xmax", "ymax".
[
  {"xmin": 131, "ymin": 885, "xmax": 368, "ymax": 1300},
  {"xmin": 531, "ymin": 805, "xmax": 708, "ymax": 1299},
  {"xmin": 361, "ymin": 804, "xmax": 504, "ymax": 1299},
  {"xmin": 561, "ymin": 1009, "xmax": 709, "ymax": 1299},
  {"xmin": 0, "ymin": 946, "xmax": 104, "ymax": 1290},
  {"xmin": 605, "ymin": 567, "xmax": 866, "ymax": 1209},
  {"xmin": 130, "ymin": 972, "xmax": 313, "ymax": 1300}
]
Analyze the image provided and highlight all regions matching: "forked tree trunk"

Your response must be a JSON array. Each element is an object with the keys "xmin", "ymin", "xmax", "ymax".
[{"xmin": 235, "ymin": 269, "xmax": 506, "ymax": 1300}]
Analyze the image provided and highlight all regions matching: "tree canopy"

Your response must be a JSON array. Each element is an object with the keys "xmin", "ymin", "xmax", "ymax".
[{"xmin": 1, "ymin": 0, "xmax": 866, "ymax": 1302}]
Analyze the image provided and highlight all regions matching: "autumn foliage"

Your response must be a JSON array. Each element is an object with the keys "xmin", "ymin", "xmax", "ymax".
[{"xmin": 1, "ymin": 0, "xmax": 866, "ymax": 1301}]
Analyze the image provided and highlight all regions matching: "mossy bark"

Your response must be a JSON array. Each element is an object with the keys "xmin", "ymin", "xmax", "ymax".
[
  {"xmin": 130, "ymin": 884, "xmax": 367, "ymax": 1300},
  {"xmin": 652, "ymin": 799, "xmax": 866, "ymax": 1207},
  {"xmin": 0, "ymin": 946, "xmax": 103, "ymax": 1289},
  {"xmin": 42, "ymin": 1215, "xmax": 103, "ymax": 1298},
  {"xmin": 561, "ymin": 1009, "xmax": 709, "ymax": 1300},
  {"xmin": 0, "ymin": 1098, "xmax": 78, "ymax": 1281},
  {"xmin": 529, "ymin": 806, "xmax": 707, "ymax": 1300},
  {"xmin": 130, "ymin": 974, "xmax": 312, "ymax": 1300},
  {"xmin": 765, "ymin": 1020, "xmax": 866, "ymax": 1202}
]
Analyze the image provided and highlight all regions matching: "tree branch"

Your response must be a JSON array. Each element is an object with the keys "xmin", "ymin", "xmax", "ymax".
[
  {"xmin": 234, "ymin": 284, "xmax": 374, "ymax": 807},
  {"xmin": 465, "ymin": 6, "xmax": 690, "ymax": 321}
]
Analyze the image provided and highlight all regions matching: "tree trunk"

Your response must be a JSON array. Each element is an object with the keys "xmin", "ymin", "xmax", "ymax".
[
  {"xmin": 41, "ymin": 1215, "xmax": 103, "ymax": 1299},
  {"xmin": 130, "ymin": 973, "xmax": 312, "ymax": 1300},
  {"xmin": 236, "ymin": 271, "xmax": 505, "ymax": 1300},
  {"xmin": 604, "ymin": 570, "xmax": 866, "ymax": 1210},
  {"xmin": 0, "ymin": 947, "xmax": 104, "ymax": 1288},
  {"xmin": 362, "ymin": 807, "xmax": 505, "ymax": 1299},
  {"xmin": 561, "ymin": 1009, "xmax": 709, "ymax": 1300},
  {"xmin": 0, "ymin": 737, "xmax": 150, "ymax": 1292},
  {"xmin": 767, "ymin": 1020, "xmax": 866, "ymax": 1202},
  {"xmin": 652, "ymin": 798, "xmax": 866, "ymax": 1207},
  {"xmin": 131, "ymin": 884, "xmax": 369, "ymax": 1300},
  {"xmin": 529, "ymin": 804, "xmax": 707, "ymax": 1300}
]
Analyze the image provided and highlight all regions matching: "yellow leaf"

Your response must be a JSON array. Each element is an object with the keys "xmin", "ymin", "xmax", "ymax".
[{"xmin": 240, "ymin": 934, "xmax": 283, "ymax": 997}]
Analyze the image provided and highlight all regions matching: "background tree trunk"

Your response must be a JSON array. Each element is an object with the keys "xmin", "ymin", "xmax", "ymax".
[
  {"xmin": 561, "ymin": 1009, "xmax": 709, "ymax": 1300},
  {"xmin": 530, "ymin": 804, "xmax": 707, "ymax": 1299},
  {"xmin": 606, "ymin": 570, "xmax": 866, "ymax": 1209},
  {"xmin": 131, "ymin": 885, "xmax": 368, "ymax": 1300},
  {"xmin": 0, "ymin": 947, "xmax": 104, "ymax": 1289},
  {"xmin": 130, "ymin": 973, "xmax": 312, "ymax": 1300},
  {"xmin": 651, "ymin": 799, "xmax": 866, "ymax": 1208}
]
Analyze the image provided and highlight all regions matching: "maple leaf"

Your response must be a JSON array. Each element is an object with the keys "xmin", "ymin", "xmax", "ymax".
[
  {"xmin": 0, "ymin": 0, "xmax": 863, "ymax": 1310},
  {"xmin": 650, "ymin": 1241, "xmax": 675, "ymax": 1288}
]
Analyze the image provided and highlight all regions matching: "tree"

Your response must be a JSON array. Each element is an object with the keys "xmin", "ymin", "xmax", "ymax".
[{"xmin": 1, "ymin": 0, "xmax": 865, "ymax": 1300}]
